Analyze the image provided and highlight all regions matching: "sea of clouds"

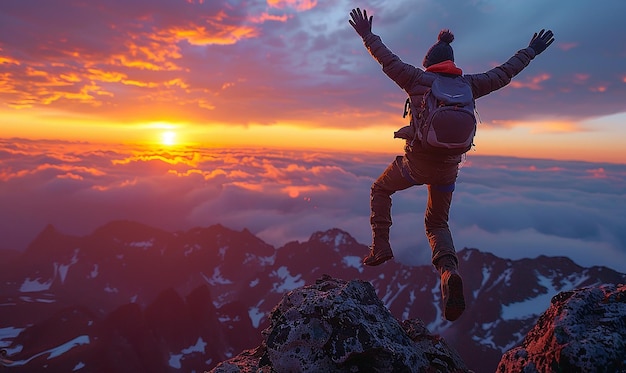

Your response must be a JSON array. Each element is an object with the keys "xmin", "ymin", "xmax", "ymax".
[{"xmin": 1, "ymin": 138, "xmax": 625, "ymax": 272}]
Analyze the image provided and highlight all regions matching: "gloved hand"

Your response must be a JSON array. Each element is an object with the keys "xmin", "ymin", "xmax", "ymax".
[
  {"xmin": 528, "ymin": 29, "xmax": 555, "ymax": 55},
  {"xmin": 349, "ymin": 8, "xmax": 373, "ymax": 38}
]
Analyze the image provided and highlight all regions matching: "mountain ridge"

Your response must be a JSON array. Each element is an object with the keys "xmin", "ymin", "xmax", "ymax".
[{"xmin": 1, "ymin": 220, "xmax": 624, "ymax": 372}]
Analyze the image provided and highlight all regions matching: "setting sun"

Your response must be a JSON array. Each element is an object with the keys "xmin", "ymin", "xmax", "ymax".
[{"xmin": 161, "ymin": 131, "xmax": 177, "ymax": 146}]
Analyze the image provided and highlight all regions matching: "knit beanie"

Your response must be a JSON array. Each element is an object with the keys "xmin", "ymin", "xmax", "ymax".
[{"xmin": 423, "ymin": 29, "xmax": 455, "ymax": 68}]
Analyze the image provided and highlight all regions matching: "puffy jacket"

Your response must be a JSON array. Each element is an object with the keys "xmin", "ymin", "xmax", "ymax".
[{"xmin": 362, "ymin": 32, "xmax": 536, "ymax": 163}]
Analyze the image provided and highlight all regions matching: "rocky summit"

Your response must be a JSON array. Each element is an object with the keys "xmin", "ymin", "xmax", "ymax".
[
  {"xmin": 497, "ymin": 284, "xmax": 626, "ymax": 372},
  {"xmin": 210, "ymin": 274, "xmax": 470, "ymax": 373}
]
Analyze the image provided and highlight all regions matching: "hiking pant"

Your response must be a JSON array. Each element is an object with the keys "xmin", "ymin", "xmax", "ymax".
[{"xmin": 370, "ymin": 155, "xmax": 459, "ymax": 267}]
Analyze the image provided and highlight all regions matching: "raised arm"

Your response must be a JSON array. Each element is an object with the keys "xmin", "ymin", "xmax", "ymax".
[
  {"xmin": 467, "ymin": 29, "xmax": 555, "ymax": 99},
  {"xmin": 349, "ymin": 8, "xmax": 428, "ymax": 94}
]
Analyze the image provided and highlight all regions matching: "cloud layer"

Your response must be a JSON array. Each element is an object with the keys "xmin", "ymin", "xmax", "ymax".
[{"xmin": 2, "ymin": 139, "xmax": 625, "ymax": 272}]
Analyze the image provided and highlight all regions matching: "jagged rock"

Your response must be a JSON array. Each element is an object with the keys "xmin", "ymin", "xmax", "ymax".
[
  {"xmin": 497, "ymin": 283, "xmax": 626, "ymax": 372},
  {"xmin": 209, "ymin": 275, "xmax": 470, "ymax": 373}
]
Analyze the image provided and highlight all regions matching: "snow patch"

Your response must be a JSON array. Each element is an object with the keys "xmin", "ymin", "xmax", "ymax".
[
  {"xmin": 380, "ymin": 281, "xmax": 409, "ymax": 310},
  {"xmin": 49, "ymin": 336, "xmax": 90, "ymax": 358},
  {"xmin": 19, "ymin": 277, "xmax": 52, "ymax": 292},
  {"xmin": 249, "ymin": 306, "xmax": 265, "ymax": 328},
  {"xmin": 219, "ymin": 315, "xmax": 239, "ymax": 323},
  {"xmin": 168, "ymin": 337, "xmax": 207, "ymax": 369},
  {"xmin": 501, "ymin": 271, "xmax": 592, "ymax": 321},
  {"xmin": 427, "ymin": 280, "xmax": 446, "ymax": 332},
  {"xmin": 2, "ymin": 336, "xmax": 89, "ymax": 367},
  {"xmin": 73, "ymin": 361, "xmax": 85, "ymax": 371},
  {"xmin": 258, "ymin": 254, "xmax": 275, "ymax": 266},
  {"xmin": 184, "ymin": 243, "xmax": 201, "ymax": 257},
  {"xmin": 472, "ymin": 320, "xmax": 524, "ymax": 352},
  {"xmin": 203, "ymin": 267, "xmax": 233, "ymax": 286},
  {"xmin": 89, "ymin": 264, "xmax": 99, "ymax": 279},
  {"xmin": 57, "ymin": 248, "xmax": 80, "ymax": 284},
  {"xmin": 104, "ymin": 284, "xmax": 119, "ymax": 293},
  {"xmin": 169, "ymin": 353, "xmax": 183, "ymax": 369},
  {"xmin": 401, "ymin": 289, "xmax": 417, "ymax": 320},
  {"xmin": 129, "ymin": 239, "xmax": 154, "ymax": 250},
  {"xmin": 218, "ymin": 246, "xmax": 228, "ymax": 260},
  {"xmin": 271, "ymin": 266, "xmax": 305, "ymax": 293},
  {"xmin": 2, "ymin": 344, "xmax": 22, "ymax": 356},
  {"xmin": 474, "ymin": 265, "xmax": 491, "ymax": 299},
  {"xmin": 472, "ymin": 320, "xmax": 500, "ymax": 350},
  {"xmin": 342, "ymin": 255, "xmax": 363, "ymax": 273},
  {"xmin": 486, "ymin": 267, "xmax": 513, "ymax": 292},
  {"xmin": 319, "ymin": 231, "xmax": 348, "ymax": 250},
  {"xmin": 57, "ymin": 263, "xmax": 68, "ymax": 283},
  {"xmin": 18, "ymin": 295, "xmax": 55, "ymax": 303},
  {"xmin": 0, "ymin": 327, "xmax": 24, "ymax": 348}
]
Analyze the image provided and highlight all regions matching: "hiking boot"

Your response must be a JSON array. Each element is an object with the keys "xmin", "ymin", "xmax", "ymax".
[
  {"xmin": 363, "ymin": 239, "xmax": 393, "ymax": 266},
  {"xmin": 436, "ymin": 255, "xmax": 466, "ymax": 321},
  {"xmin": 440, "ymin": 267, "xmax": 465, "ymax": 321}
]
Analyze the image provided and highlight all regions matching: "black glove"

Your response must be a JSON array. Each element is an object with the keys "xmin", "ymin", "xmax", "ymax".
[
  {"xmin": 349, "ymin": 8, "xmax": 373, "ymax": 38},
  {"xmin": 529, "ymin": 29, "xmax": 555, "ymax": 55}
]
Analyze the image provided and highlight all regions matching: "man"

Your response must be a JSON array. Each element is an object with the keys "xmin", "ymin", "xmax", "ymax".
[{"xmin": 349, "ymin": 8, "xmax": 554, "ymax": 321}]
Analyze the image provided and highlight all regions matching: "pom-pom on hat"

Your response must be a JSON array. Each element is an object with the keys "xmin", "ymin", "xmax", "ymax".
[{"xmin": 423, "ymin": 29, "xmax": 455, "ymax": 68}]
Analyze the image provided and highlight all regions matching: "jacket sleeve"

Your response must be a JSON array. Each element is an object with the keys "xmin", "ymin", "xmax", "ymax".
[
  {"xmin": 362, "ymin": 33, "xmax": 429, "ymax": 95},
  {"xmin": 465, "ymin": 47, "xmax": 537, "ymax": 99}
]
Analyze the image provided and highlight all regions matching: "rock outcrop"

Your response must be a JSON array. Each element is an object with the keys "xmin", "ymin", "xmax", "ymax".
[
  {"xmin": 210, "ymin": 274, "xmax": 470, "ymax": 373},
  {"xmin": 497, "ymin": 283, "xmax": 626, "ymax": 372}
]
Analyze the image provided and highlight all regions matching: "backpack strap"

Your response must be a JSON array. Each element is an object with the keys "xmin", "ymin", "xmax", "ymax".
[{"xmin": 403, "ymin": 98, "xmax": 411, "ymax": 119}]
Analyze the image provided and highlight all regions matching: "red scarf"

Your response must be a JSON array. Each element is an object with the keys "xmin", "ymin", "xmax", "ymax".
[{"xmin": 425, "ymin": 60, "xmax": 463, "ymax": 75}]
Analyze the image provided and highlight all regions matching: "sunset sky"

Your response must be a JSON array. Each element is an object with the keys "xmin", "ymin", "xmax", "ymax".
[
  {"xmin": 1, "ymin": 1, "xmax": 625, "ymax": 272},
  {"xmin": 1, "ymin": 0, "xmax": 625, "ymax": 162}
]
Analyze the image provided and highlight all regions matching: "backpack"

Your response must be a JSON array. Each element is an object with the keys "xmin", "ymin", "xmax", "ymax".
[{"xmin": 405, "ymin": 75, "xmax": 476, "ymax": 155}]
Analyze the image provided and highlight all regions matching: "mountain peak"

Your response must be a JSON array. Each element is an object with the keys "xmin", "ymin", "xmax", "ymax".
[
  {"xmin": 308, "ymin": 228, "xmax": 360, "ymax": 249},
  {"xmin": 90, "ymin": 220, "xmax": 170, "ymax": 240},
  {"xmin": 25, "ymin": 223, "xmax": 75, "ymax": 255}
]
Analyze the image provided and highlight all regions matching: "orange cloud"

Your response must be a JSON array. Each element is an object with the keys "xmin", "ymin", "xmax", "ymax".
[
  {"xmin": 0, "ymin": 9, "xmax": 265, "ymax": 113},
  {"xmin": 509, "ymin": 73, "xmax": 551, "ymax": 90},
  {"xmin": 91, "ymin": 178, "xmax": 138, "ymax": 192},
  {"xmin": 169, "ymin": 24, "xmax": 259, "ymax": 45},
  {"xmin": 58, "ymin": 172, "xmax": 84, "ymax": 180},
  {"xmin": 113, "ymin": 151, "xmax": 202, "ymax": 167},
  {"xmin": 0, "ymin": 55, "xmax": 21, "ymax": 65},
  {"xmin": 251, "ymin": 12, "xmax": 290, "ymax": 23},
  {"xmin": 0, "ymin": 163, "xmax": 105, "ymax": 182},
  {"xmin": 529, "ymin": 120, "xmax": 584, "ymax": 134},
  {"xmin": 87, "ymin": 68, "xmax": 126, "ymax": 83},
  {"xmin": 231, "ymin": 181, "xmax": 265, "ymax": 192},
  {"xmin": 558, "ymin": 42, "xmax": 578, "ymax": 51},
  {"xmin": 267, "ymin": 0, "xmax": 318, "ymax": 11}
]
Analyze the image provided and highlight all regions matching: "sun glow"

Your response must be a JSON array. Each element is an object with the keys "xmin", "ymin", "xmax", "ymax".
[{"xmin": 161, "ymin": 131, "xmax": 177, "ymax": 146}]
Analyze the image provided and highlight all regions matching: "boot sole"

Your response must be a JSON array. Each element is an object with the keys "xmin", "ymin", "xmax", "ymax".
[
  {"xmin": 363, "ymin": 252, "xmax": 393, "ymax": 266},
  {"xmin": 444, "ymin": 273, "xmax": 465, "ymax": 321}
]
